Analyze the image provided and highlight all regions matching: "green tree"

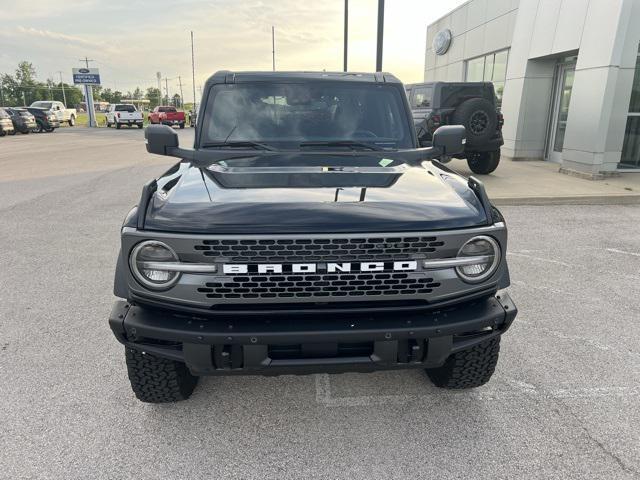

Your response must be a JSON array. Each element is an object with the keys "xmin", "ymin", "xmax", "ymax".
[{"xmin": 145, "ymin": 87, "xmax": 162, "ymax": 108}]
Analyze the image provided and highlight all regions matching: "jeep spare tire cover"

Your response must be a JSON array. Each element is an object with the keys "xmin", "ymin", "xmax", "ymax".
[{"xmin": 452, "ymin": 98, "xmax": 497, "ymax": 145}]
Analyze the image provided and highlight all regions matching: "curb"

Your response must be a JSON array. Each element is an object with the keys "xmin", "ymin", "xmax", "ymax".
[{"xmin": 492, "ymin": 194, "xmax": 640, "ymax": 206}]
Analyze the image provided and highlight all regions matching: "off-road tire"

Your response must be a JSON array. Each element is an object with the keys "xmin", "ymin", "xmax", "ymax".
[
  {"xmin": 68, "ymin": 115, "xmax": 76, "ymax": 126},
  {"xmin": 467, "ymin": 150, "xmax": 501, "ymax": 174},
  {"xmin": 426, "ymin": 337, "xmax": 500, "ymax": 389},
  {"xmin": 125, "ymin": 348, "xmax": 198, "ymax": 403},
  {"xmin": 452, "ymin": 98, "xmax": 497, "ymax": 146}
]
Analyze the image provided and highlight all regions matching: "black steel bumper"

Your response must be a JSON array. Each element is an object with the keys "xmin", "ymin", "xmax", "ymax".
[{"xmin": 109, "ymin": 293, "xmax": 517, "ymax": 376}]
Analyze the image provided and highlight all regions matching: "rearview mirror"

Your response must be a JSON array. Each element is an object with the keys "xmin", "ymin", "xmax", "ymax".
[
  {"xmin": 145, "ymin": 124, "xmax": 179, "ymax": 155},
  {"xmin": 432, "ymin": 125, "xmax": 466, "ymax": 156}
]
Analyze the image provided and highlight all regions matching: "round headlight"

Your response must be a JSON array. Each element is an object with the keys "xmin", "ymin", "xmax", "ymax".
[
  {"xmin": 455, "ymin": 236, "xmax": 500, "ymax": 283},
  {"xmin": 129, "ymin": 240, "xmax": 180, "ymax": 290}
]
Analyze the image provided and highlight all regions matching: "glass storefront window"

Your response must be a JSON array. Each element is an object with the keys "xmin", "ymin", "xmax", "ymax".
[
  {"xmin": 466, "ymin": 57, "xmax": 485, "ymax": 82},
  {"xmin": 465, "ymin": 49, "xmax": 509, "ymax": 106},
  {"xmin": 620, "ymin": 44, "xmax": 640, "ymax": 168}
]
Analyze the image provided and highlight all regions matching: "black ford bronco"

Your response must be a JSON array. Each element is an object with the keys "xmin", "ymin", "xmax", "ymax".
[
  {"xmin": 109, "ymin": 71, "xmax": 517, "ymax": 403},
  {"xmin": 405, "ymin": 82, "xmax": 504, "ymax": 174}
]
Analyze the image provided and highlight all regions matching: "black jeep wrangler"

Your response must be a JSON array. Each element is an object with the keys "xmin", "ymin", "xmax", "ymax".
[
  {"xmin": 405, "ymin": 82, "xmax": 504, "ymax": 174},
  {"xmin": 109, "ymin": 71, "xmax": 517, "ymax": 403}
]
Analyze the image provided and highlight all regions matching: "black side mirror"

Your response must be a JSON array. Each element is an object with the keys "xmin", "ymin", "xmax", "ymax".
[
  {"xmin": 432, "ymin": 125, "xmax": 466, "ymax": 156},
  {"xmin": 145, "ymin": 124, "xmax": 179, "ymax": 155}
]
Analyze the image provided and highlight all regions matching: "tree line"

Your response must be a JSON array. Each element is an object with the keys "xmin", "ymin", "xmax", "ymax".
[{"xmin": 0, "ymin": 61, "xmax": 166, "ymax": 109}]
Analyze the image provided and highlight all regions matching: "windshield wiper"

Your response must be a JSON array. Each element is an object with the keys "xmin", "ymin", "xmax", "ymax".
[
  {"xmin": 299, "ymin": 140, "xmax": 384, "ymax": 151},
  {"xmin": 201, "ymin": 141, "xmax": 277, "ymax": 151}
]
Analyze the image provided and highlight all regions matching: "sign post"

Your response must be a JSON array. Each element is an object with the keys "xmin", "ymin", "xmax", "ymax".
[{"xmin": 72, "ymin": 67, "xmax": 101, "ymax": 128}]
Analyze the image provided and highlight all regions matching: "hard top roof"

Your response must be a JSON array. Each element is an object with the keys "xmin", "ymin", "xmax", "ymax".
[{"xmin": 204, "ymin": 71, "xmax": 402, "ymax": 88}]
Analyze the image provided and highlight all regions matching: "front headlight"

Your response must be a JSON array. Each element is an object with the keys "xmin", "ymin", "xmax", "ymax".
[
  {"xmin": 129, "ymin": 240, "xmax": 180, "ymax": 290},
  {"xmin": 455, "ymin": 236, "xmax": 501, "ymax": 283}
]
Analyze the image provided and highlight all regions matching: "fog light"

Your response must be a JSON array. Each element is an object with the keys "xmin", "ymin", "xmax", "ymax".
[
  {"xmin": 129, "ymin": 240, "xmax": 180, "ymax": 290},
  {"xmin": 455, "ymin": 236, "xmax": 500, "ymax": 283}
]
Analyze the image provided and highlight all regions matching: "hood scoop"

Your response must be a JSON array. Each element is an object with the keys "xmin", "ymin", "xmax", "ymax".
[{"xmin": 207, "ymin": 163, "xmax": 408, "ymax": 188}]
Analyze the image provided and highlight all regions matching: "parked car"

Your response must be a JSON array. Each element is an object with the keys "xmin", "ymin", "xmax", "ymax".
[
  {"xmin": 149, "ymin": 106, "xmax": 185, "ymax": 128},
  {"xmin": 105, "ymin": 104, "xmax": 144, "ymax": 129},
  {"xmin": 109, "ymin": 71, "xmax": 517, "ymax": 403},
  {"xmin": 30, "ymin": 101, "xmax": 77, "ymax": 126},
  {"xmin": 5, "ymin": 107, "xmax": 37, "ymax": 134},
  {"xmin": 0, "ymin": 108, "xmax": 15, "ymax": 136},
  {"xmin": 405, "ymin": 82, "xmax": 504, "ymax": 174},
  {"xmin": 25, "ymin": 107, "xmax": 60, "ymax": 133}
]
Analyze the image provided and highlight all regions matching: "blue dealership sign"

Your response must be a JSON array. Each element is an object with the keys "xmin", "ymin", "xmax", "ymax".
[{"xmin": 72, "ymin": 67, "xmax": 101, "ymax": 85}]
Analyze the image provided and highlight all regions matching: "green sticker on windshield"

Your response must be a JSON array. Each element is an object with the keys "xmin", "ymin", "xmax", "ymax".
[{"xmin": 378, "ymin": 158, "xmax": 394, "ymax": 167}]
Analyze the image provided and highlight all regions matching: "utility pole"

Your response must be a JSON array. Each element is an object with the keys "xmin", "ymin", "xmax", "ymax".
[
  {"xmin": 80, "ymin": 56, "xmax": 94, "ymax": 69},
  {"xmin": 191, "ymin": 31, "xmax": 197, "ymax": 113},
  {"xmin": 79, "ymin": 57, "xmax": 97, "ymax": 127},
  {"xmin": 57, "ymin": 71, "xmax": 67, "ymax": 107},
  {"xmin": 177, "ymin": 76, "xmax": 184, "ymax": 108},
  {"xmin": 376, "ymin": 0, "xmax": 385, "ymax": 72},
  {"xmin": 272, "ymin": 26, "xmax": 276, "ymax": 71},
  {"xmin": 343, "ymin": 0, "xmax": 348, "ymax": 72}
]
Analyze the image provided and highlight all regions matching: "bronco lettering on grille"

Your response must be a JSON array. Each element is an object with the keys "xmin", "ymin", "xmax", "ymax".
[{"xmin": 222, "ymin": 261, "xmax": 418, "ymax": 275}]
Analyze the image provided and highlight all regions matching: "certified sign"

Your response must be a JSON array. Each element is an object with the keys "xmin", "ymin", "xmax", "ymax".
[
  {"xmin": 72, "ymin": 67, "xmax": 101, "ymax": 85},
  {"xmin": 433, "ymin": 29, "xmax": 453, "ymax": 55}
]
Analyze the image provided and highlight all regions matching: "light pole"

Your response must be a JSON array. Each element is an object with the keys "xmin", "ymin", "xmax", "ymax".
[
  {"xmin": 376, "ymin": 0, "xmax": 384, "ymax": 72},
  {"xmin": 57, "ymin": 71, "xmax": 67, "ymax": 107},
  {"xmin": 191, "ymin": 31, "xmax": 197, "ymax": 112},
  {"xmin": 272, "ymin": 26, "xmax": 276, "ymax": 71},
  {"xmin": 343, "ymin": 0, "xmax": 348, "ymax": 72}
]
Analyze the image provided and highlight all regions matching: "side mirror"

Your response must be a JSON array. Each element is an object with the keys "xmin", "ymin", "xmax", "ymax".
[
  {"xmin": 145, "ymin": 124, "xmax": 179, "ymax": 155},
  {"xmin": 432, "ymin": 125, "xmax": 466, "ymax": 156}
]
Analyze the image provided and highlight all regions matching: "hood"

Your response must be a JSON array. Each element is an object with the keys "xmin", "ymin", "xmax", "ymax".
[{"xmin": 143, "ymin": 153, "xmax": 487, "ymax": 234}]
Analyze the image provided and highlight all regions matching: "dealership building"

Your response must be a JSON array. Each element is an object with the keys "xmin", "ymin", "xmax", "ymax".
[{"xmin": 424, "ymin": 0, "xmax": 640, "ymax": 177}]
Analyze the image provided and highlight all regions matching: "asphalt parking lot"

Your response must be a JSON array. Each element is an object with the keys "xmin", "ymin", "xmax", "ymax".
[{"xmin": 1, "ymin": 128, "xmax": 639, "ymax": 479}]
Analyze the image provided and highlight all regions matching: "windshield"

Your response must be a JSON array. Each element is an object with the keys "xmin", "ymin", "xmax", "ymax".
[
  {"xmin": 116, "ymin": 104, "xmax": 136, "ymax": 112},
  {"xmin": 200, "ymin": 82, "xmax": 413, "ymax": 150},
  {"xmin": 31, "ymin": 101, "xmax": 52, "ymax": 109}
]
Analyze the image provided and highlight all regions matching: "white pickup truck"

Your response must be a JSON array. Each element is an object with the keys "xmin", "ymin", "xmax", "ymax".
[
  {"xmin": 30, "ymin": 101, "xmax": 77, "ymax": 126},
  {"xmin": 105, "ymin": 104, "xmax": 144, "ymax": 129}
]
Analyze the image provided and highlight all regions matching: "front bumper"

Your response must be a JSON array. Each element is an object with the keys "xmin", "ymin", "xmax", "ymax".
[{"xmin": 109, "ymin": 292, "xmax": 517, "ymax": 376}]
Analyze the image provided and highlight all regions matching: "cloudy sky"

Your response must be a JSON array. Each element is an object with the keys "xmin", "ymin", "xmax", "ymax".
[{"xmin": 0, "ymin": 0, "xmax": 466, "ymax": 100}]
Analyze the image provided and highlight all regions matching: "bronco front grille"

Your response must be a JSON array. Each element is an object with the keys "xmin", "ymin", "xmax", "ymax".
[
  {"xmin": 193, "ymin": 236, "xmax": 445, "ymax": 263},
  {"xmin": 196, "ymin": 272, "xmax": 441, "ymax": 300}
]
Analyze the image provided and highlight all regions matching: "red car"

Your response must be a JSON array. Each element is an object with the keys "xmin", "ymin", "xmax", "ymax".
[{"xmin": 148, "ymin": 106, "xmax": 185, "ymax": 129}]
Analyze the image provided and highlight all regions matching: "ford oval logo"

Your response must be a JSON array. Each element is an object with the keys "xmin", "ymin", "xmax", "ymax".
[
  {"xmin": 79, "ymin": 68, "xmax": 90, "ymax": 73},
  {"xmin": 433, "ymin": 29, "xmax": 452, "ymax": 56}
]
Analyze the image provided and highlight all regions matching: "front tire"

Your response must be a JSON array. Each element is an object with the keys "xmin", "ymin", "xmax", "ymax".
[
  {"xmin": 426, "ymin": 337, "xmax": 500, "ymax": 389},
  {"xmin": 125, "ymin": 348, "xmax": 199, "ymax": 403},
  {"xmin": 467, "ymin": 150, "xmax": 501, "ymax": 175}
]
